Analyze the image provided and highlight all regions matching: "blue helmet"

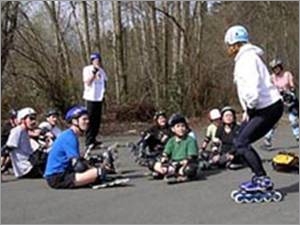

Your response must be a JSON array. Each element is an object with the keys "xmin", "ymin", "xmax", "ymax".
[
  {"xmin": 224, "ymin": 25, "xmax": 249, "ymax": 45},
  {"xmin": 65, "ymin": 106, "xmax": 88, "ymax": 122},
  {"xmin": 90, "ymin": 52, "xmax": 101, "ymax": 62}
]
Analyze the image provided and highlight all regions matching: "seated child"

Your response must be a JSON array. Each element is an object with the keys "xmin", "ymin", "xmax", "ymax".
[
  {"xmin": 200, "ymin": 108, "xmax": 221, "ymax": 151},
  {"xmin": 133, "ymin": 111, "xmax": 172, "ymax": 166},
  {"xmin": 209, "ymin": 106, "xmax": 245, "ymax": 170},
  {"xmin": 1, "ymin": 109, "xmax": 18, "ymax": 174},
  {"xmin": 149, "ymin": 113, "xmax": 199, "ymax": 182},
  {"xmin": 44, "ymin": 106, "xmax": 107, "ymax": 189},
  {"xmin": 37, "ymin": 109, "xmax": 62, "ymax": 151},
  {"xmin": 6, "ymin": 107, "xmax": 46, "ymax": 178}
]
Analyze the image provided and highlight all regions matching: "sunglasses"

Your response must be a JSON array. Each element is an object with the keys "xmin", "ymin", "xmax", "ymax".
[{"xmin": 28, "ymin": 115, "xmax": 37, "ymax": 120}]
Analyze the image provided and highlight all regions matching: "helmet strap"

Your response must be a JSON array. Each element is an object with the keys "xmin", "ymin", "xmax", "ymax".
[{"xmin": 72, "ymin": 119, "xmax": 85, "ymax": 135}]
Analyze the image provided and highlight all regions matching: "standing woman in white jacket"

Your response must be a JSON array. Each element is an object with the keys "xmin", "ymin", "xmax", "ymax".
[{"xmin": 224, "ymin": 25, "xmax": 283, "ymax": 191}]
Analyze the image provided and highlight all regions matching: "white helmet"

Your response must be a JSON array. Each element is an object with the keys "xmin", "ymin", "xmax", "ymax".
[
  {"xmin": 209, "ymin": 109, "xmax": 221, "ymax": 120},
  {"xmin": 224, "ymin": 25, "xmax": 249, "ymax": 45},
  {"xmin": 38, "ymin": 121, "xmax": 52, "ymax": 131},
  {"xmin": 17, "ymin": 107, "xmax": 36, "ymax": 120}
]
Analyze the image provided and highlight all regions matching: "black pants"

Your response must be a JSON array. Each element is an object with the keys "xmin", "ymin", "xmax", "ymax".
[
  {"xmin": 85, "ymin": 101, "xmax": 102, "ymax": 147},
  {"xmin": 234, "ymin": 100, "xmax": 284, "ymax": 177}
]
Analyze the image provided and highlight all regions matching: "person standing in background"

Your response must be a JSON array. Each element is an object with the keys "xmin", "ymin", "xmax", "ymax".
[
  {"xmin": 263, "ymin": 58, "xmax": 299, "ymax": 148},
  {"xmin": 82, "ymin": 52, "xmax": 108, "ymax": 149}
]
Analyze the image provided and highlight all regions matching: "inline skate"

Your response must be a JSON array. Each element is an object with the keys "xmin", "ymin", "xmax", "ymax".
[{"xmin": 230, "ymin": 176, "xmax": 283, "ymax": 203}]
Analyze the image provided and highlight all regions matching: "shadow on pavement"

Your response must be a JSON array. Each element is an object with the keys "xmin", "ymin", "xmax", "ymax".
[
  {"xmin": 201, "ymin": 168, "xmax": 225, "ymax": 179},
  {"xmin": 278, "ymin": 182, "xmax": 299, "ymax": 195},
  {"xmin": 1, "ymin": 177, "xmax": 19, "ymax": 184},
  {"xmin": 260, "ymin": 145, "xmax": 299, "ymax": 152}
]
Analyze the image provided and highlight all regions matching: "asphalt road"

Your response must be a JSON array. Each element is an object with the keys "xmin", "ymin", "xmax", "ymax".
[{"xmin": 1, "ymin": 120, "xmax": 299, "ymax": 224}]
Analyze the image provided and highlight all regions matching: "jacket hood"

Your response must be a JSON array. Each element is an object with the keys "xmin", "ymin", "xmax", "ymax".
[{"xmin": 235, "ymin": 43, "xmax": 264, "ymax": 62}]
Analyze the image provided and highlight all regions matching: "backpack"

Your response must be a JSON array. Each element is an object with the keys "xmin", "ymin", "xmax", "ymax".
[{"xmin": 272, "ymin": 151, "xmax": 299, "ymax": 173}]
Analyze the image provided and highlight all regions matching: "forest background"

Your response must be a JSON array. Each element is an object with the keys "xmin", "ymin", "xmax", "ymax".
[{"xmin": 1, "ymin": 1, "xmax": 298, "ymax": 127}]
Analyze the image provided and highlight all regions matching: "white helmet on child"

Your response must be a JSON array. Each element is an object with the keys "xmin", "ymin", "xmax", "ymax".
[
  {"xmin": 209, "ymin": 109, "xmax": 221, "ymax": 120},
  {"xmin": 38, "ymin": 121, "xmax": 52, "ymax": 131},
  {"xmin": 17, "ymin": 107, "xmax": 36, "ymax": 120},
  {"xmin": 224, "ymin": 25, "xmax": 249, "ymax": 45}
]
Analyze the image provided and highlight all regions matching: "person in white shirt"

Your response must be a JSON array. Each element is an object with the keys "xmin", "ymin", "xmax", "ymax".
[
  {"xmin": 224, "ymin": 25, "xmax": 283, "ymax": 191},
  {"xmin": 82, "ymin": 52, "xmax": 107, "ymax": 149},
  {"xmin": 6, "ymin": 107, "xmax": 44, "ymax": 178}
]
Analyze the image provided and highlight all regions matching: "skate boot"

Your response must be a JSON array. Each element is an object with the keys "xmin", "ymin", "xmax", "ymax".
[{"xmin": 230, "ymin": 176, "xmax": 283, "ymax": 203}]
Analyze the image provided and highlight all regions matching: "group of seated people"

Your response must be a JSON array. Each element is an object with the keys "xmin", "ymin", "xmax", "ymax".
[
  {"xmin": 1, "ymin": 104, "xmax": 246, "ymax": 187},
  {"xmin": 132, "ymin": 106, "xmax": 246, "ymax": 182},
  {"xmin": 1, "ymin": 106, "xmax": 120, "ymax": 189},
  {"xmin": 200, "ymin": 107, "xmax": 245, "ymax": 170},
  {"xmin": 1, "ymin": 108, "xmax": 61, "ymax": 177}
]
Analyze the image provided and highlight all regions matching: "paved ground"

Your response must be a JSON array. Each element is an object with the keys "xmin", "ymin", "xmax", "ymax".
[{"xmin": 1, "ymin": 120, "xmax": 299, "ymax": 224}]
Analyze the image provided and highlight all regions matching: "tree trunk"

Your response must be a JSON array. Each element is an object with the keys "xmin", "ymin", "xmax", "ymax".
[
  {"xmin": 162, "ymin": 1, "xmax": 170, "ymax": 100},
  {"xmin": 93, "ymin": 1, "xmax": 101, "ymax": 53},
  {"xmin": 44, "ymin": 1, "xmax": 73, "ymax": 78},
  {"xmin": 70, "ymin": 1, "xmax": 87, "ymax": 65},
  {"xmin": 172, "ymin": 2, "xmax": 180, "ymax": 75},
  {"xmin": 112, "ymin": 1, "xmax": 127, "ymax": 104},
  {"xmin": 82, "ymin": 2, "xmax": 91, "ymax": 56},
  {"xmin": 1, "ymin": 2, "xmax": 20, "ymax": 74},
  {"xmin": 148, "ymin": 1, "xmax": 160, "ymax": 107}
]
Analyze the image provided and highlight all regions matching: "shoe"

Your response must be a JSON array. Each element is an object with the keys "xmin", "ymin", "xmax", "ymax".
[
  {"xmin": 227, "ymin": 162, "xmax": 244, "ymax": 170},
  {"xmin": 85, "ymin": 140, "xmax": 103, "ymax": 150},
  {"xmin": 263, "ymin": 138, "xmax": 272, "ymax": 148},
  {"xmin": 152, "ymin": 172, "xmax": 164, "ymax": 180},
  {"xmin": 93, "ymin": 140, "xmax": 103, "ymax": 147},
  {"xmin": 176, "ymin": 176, "xmax": 188, "ymax": 182}
]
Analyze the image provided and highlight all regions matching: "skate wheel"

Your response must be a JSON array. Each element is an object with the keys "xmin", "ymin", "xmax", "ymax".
[
  {"xmin": 254, "ymin": 196, "xmax": 263, "ymax": 203},
  {"xmin": 272, "ymin": 191, "xmax": 283, "ymax": 202},
  {"xmin": 230, "ymin": 190, "xmax": 240, "ymax": 199},
  {"xmin": 263, "ymin": 193, "xmax": 272, "ymax": 203},
  {"xmin": 244, "ymin": 193, "xmax": 254, "ymax": 203},
  {"xmin": 244, "ymin": 198, "xmax": 253, "ymax": 203},
  {"xmin": 234, "ymin": 193, "xmax": 245, "ymax": 204}
]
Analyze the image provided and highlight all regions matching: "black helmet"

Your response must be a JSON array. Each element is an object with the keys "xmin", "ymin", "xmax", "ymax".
[
  {"xmin": 46, "ymin": 109, "xmax": 59, "ymax": 117},
  {"xmin": 221, "ymin": 106, "xmax": 236, "ymax": 121},
  {"xmin": 168, "ymin": 113, "xmax": 187, "ymax": 127},
  {"xmin": 153, "ymin": 111, "xmax": 166, "ymax": 120},
  {"xmin": 9, "ymin": 109, "xmax": 17, "ymax": 119},
  {"xmin": 269, "ymin": 58, "xmax": 283, "ymax": 69}
]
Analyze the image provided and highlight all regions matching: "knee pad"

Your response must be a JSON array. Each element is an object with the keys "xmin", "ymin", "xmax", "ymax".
[
  {"xmin": 218, "ymin": 154, "xmax": 229, "ymax": 167},
  {"xmin": 289, "ymin": 116, "xmax": 299, "ymax": 128},
  {"xmin": 70, "ymin": 157, "xmax": 89, "ymax": 173},
  {"xmin": 183, "ymin": 163, "xmax": 198, "ymax": 178}
]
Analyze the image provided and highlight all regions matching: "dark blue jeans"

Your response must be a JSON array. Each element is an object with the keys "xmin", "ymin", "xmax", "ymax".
[{"xmin": 234, "ymin": 100, "xmax": 283, "ymax": 177}]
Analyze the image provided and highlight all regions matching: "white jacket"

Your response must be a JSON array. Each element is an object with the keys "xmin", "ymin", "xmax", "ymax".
[{"xmin": 233, "ymin": 44, "xmax": 281, "ymax": 110}]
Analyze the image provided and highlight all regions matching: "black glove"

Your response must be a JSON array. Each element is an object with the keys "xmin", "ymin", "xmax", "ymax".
[{"xmin": 246, "ymin": 107, "xmax": 256, "ymax": 118}]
